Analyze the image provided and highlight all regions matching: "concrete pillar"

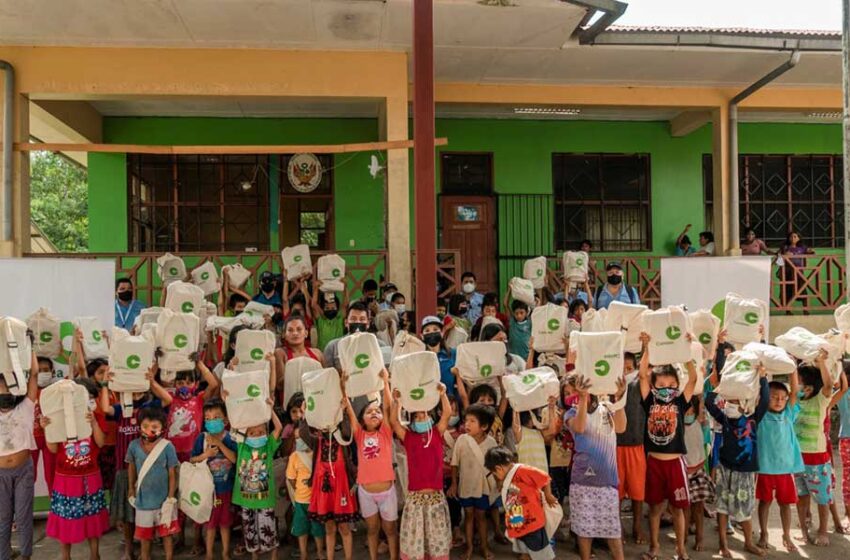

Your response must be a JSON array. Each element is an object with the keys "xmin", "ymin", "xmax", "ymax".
[
  {"xmin": 0, "ymin": 86, "xmax": 28, "ymax": 257},
  {"xmin": 381, "ymin": 93, "xmax": 412, "ymax": 298},
  {"xmin": 711, "ymin": 105, "xmax": 730, "ymax": 255}
]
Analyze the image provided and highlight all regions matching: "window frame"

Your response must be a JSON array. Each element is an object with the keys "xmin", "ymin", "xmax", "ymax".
[
  {"xmin": 440, "ymin": 152, "xmax": 494, "ymax": 196},
  {"xmin": 279, "ymin": 154, "xmax": 335, "ymax": 251}
]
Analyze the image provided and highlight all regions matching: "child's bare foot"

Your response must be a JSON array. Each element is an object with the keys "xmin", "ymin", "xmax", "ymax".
[
  {"xmin": 463, "ymin": 547, "xmax": 473, "ymax": 560},
  {"xmin": 814, "ymin": 533, "xmax": 829, "ymax": 546},
  {"xmin": 782, "ymin": 535, "xmax": 797, "ymax": 553},
  {"xmin": 835, "ymin": 522, "xmax": 850, "ymax": 534},
  {"xmin": 718, "ymin": 547, "xmax": 732, "ymax": 559},
  {"xmin": 796, "ymin": 530, "xmax": 811, "ymax": 543},
  {"xmin": 634, "ymin": 531, "xmax": 647, "ymax": 545},
  {"xmin": 756, "ymin": 533, "xmax": 768, "ymax": 550},
  {"xmin": 693, "ymin": 540, "xmax": 703, "ymax": 551},
  {"xmin": 744, "ymin": 542, "xmax": 766, "ymax": 557}
]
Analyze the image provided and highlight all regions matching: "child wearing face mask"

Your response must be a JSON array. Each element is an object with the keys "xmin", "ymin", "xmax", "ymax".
[
  {"xmin": 513, "ymin": 398, "xmax": 558, "ymax": 473},
  {"xmin": 190, "ymin": 398, "xmax": 238, "ymax": 560},
  {"xmin": 311, "ymin": 282, "xmax": 348, "ymax": 352},
  {"xmin": 126, "ymin": 406, "xmax": 180, "ymax": 560},
  {"xmin": 86, "ymin": 357, "xmax": 118, "ymax": 492},
  {"xmin": 287, "ymin": 425, "xmax": 325, "ymax": 560},
  {"xmin": 343, "ymin": 369, "xmax": 397, "ymax": 560},
  {"xmin": 705, "ymin": 362, "xmax": 769, "ymax": 558},
  {"xmin": 506, "ymin": 299, "xmax": 531, "ymax": 361},
  {"xmin": 232, "ymin": 400, "xmax": 283, "ymax": 560},
  {"xmin": 389, "ymin": 382, "xmax": 452, "ymax": 560},
  {"xmin": 682, "ymin": 397, "xmax": 713, "ymax": 553},
  {"xmin": 422, "ymin": 316, "xmax": 458, "ymax": 398},
  {"xmin": 167, "ymin": 363, "xmax": 219, "ymax": 463},
  {"xmin": 102, "ymin": 363, "xmax": 172, "ymax": 560},
  {"xmin": 441, "ymin": 395, "xmax": 466, "ymax": 547},
  {"xmin": 447, "ymin": 293, "xmax": 473, "ymax": 334},
  {"xmin": 637, "ymin": 333, "xmax": 698, "ymax": 560},
  {"xmin": 33, "ymin": 356, "xmax": 58, "ymax": 495},
  {"xmin": 43, "ymin": 377, "xmax": 109, "ymax": 560}
]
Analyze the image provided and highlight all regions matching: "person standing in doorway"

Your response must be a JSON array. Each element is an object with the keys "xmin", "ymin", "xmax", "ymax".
[
  {"xmin": 115, "ymin": 277, "xmax": 146, "ymax": 331},
  {"xmin": 460, "ymin": 272, "xmax": 485, "ymax": 325}
]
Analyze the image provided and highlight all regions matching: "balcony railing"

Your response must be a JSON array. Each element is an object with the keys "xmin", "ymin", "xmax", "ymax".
[{"xmin": 22, "ymin": 250, "xmax": 462, "ymax": 308}]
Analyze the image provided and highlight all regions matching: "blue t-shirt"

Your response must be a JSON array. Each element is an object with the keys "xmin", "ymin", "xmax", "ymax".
[
  {"xmin": 757, "ymin": 403, "xmax": 804, "ymax": 475},
  {"xmin": 508, "ymin": 317, "xmax": 531, "ymax": 360},
  {"xmin": 191, "ymin": 432, "xmax": 238, "ymax": 494},
  {"xmin": 437, "ymin": 348, "xmax": 457, "ymax": 397},
  {"xmin": 465, "ymin": 292, "xmax": 485, "ymax": 325},
  {"xmin": 252, "ymin": 292, "xmax": 283, "ymax": 308},
  {"xmin": 125, "ymin": 439, "xmax": 179, "ymax": 511},
  {"xmin": 838, "ymin": 391, "xmax": 850, "ymax": 439},
  {"xmin": 593, "ymin": 285, "xmax": 640, "ymax": 310},
  {"xmin": 566, "ymin": 405, "xmax": 618, "ymax": 489},
  {"xmin": 675, "ymin": 246, "xmax": 696, "ymax": 257},
  {"xmin": 115, "ymin": 299, "xmax": 146, "ymax": 330}
]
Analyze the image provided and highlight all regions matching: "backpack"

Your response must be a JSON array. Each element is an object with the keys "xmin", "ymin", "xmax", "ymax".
[{"xmin": 39, "ymin": 379, "xmax": 92, "ymax": 443}]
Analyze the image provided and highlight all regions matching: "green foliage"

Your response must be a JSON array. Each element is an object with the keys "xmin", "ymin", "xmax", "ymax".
[{"xmin": 30, "ymin": 151, "xmax": 89, "ymax": 252}]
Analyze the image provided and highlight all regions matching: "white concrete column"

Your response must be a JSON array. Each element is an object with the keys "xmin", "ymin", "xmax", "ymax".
[{"xmin": 381, "ymin": 94, "xmax": 412, "ymax": 299}]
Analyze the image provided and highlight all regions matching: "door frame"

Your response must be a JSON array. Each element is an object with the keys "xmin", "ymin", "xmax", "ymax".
[{"xmin": 438, "ymin": 193, "xmax": 498, "ymax": 293}]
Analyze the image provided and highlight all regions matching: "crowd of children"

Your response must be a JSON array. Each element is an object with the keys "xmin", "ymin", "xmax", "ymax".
[{"xmin": 4, "ymin": 267, "xmax": 850, "ymax": 560}]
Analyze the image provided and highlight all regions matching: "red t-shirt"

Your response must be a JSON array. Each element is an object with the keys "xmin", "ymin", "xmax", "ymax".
[
  {"xmin": 54, "ymin": 437, "xmax": 100, "ymax": 477},
  {"xmin": 167, "ymin": 393, "xmax": 204, "ymax": 456},
  {"xmin": 354, "ymin": 423, "xmax": 395, "ymax": 485},
  {"xmin": 404, "ymin": 430, "xmax": 444, "ymax": 492},
  {"xmin": 504, "ymin": 465, "xmax": 551, "ymax": 539}
]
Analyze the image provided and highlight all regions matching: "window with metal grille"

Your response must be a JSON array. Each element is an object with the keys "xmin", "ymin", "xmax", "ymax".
[
  {"xmin": 127, "ymin": 154, "xmax": 270, "ymax": 252},
  {"xmin": 552, "ymin": 153, "xmax": 651, "ymax": 252},
  {"xmin": 440, "ymin": 153, "xmax": 493, "ymax": 195},
  {"xmin": 703, "ymin": 154, "xmax": 845, "ymax": 248}
]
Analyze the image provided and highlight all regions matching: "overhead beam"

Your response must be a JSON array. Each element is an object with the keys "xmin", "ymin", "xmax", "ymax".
[
  {"xmin": 14, "ymin": 138, "xmax": 449, "ymax": 155},
  {"xmin": 669, "ymin": 110, "xmax": 712, "ymax": 137},
  {"xmin": 29, "ymin": 100, "xmax": 103, "ymax": 166}
]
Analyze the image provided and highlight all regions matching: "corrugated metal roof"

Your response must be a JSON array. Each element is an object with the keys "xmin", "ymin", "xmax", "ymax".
[{"xmin": 607, "ymin": 25, "xmax": 841, "ymax": 38}]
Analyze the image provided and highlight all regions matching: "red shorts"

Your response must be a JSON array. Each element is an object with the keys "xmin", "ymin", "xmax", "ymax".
[
  {"xmin": 645, "ymin": 455, "xmax": 690, "ymax": 509},
  {"xmin": 206, "ymin": 492, "xmax": 235, "ymax": 529},
  {"xmin": 756, "ymin": 474, "xmax": 798, "ymax": 505},
  {"xmin": 617, "ymin": 445, "xmax": 647, "ymax": 501}
]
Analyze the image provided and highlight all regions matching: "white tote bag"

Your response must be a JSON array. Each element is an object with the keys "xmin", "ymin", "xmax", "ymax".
[
  {"xmin": 390, "ymin": 331, "xmax": 426, "ymax": 363},
  {"xmin": 390, "ymin": 351, "xmax": 441, "ymax": 413},
  {"xmin": 222, "ymin": 264, "xmax": 252, "ymax": 290},
  {"xmin": 157, "ymin": 252, "xmax": 187, "ymax": 286},
  {"xmin": 75, "ymin": 316, "xmax": 109, "ymax": 360},
  {"xmin": 531, "ymin": 304, "xmax": 568, "ymax": 352},
  {"xmin": 523, "ymin": 257, "xmax": 548, "ymax": 290},
  {"xmin": 222, "ymin": 368, "xmax": 271, "ymax": 430},
  {"xmin": 580, "ymin": 308, "xmax": 607, "ymax": 333},
  {"xmin": 155, "ymin": 309, "xmax": 200, "ymax": 371},
  {"xmin": 716, "ymin": 350, "xmax": 761, "ymax": 403},
  {"xmin": 317, "ymin": 254, "xmax": 346, "ymax": 293},
  {"xmin": 509, "ymin": 277, "xmax": 536, "ymax": 306},
  {"xmin": 39, "ymin": 379, "xmax": 92, "ymax": 444},
  {"xmin": 179, "ymin": 460, "xmax": 215, "ymax": 524},
  {"xmin": 645, "ymin": 307, "xmax": 692, "ymax": 365},
  {"xmin": 774, "ymin": 327, "xmax": 829, "ymax": 363},
  {"xmin": 724, "ymin": 293, "xmax": 768, "ymax": 345},
  {"xmin": 109, "ymin": 334, "xmax": 153, "ymax": 418},
  {"xmin": 455, "ymin": 341, "xmax": 507, "ymax": 384},
  {"xmin": 191, "ymin": 262, "xmax": 220, "ymax": 297},
  {"xmin": 282, "ymin": 245, "xmax": 312, "ymax": 280},
  {"xmin": 243, "ymin": 301, "xmax": 275, "ymax": 319},
  {"xmin": 338, "ymin": 332, "xmax": 384, "ymax": 398},
  {"xmin": 283, "ymin": 357, "xmax": 323, "ymax": 404},
  {"xmin": 573, "ymin": 331, "xmax": 625, "ymax": 396},
  {"xmin": 689, "ymin": 309, "xmax": 721, "ymax": 356},
  {"xmin": 27, "ymin": 307, "xmax": 61, "ymax": 359},
  {"xmin": 562, "ymin": 251, "xmax": 589, "ymax": 283},
  {"xmin": 165, "ymin": 281, "xmax": 205, "ymax": 316},
  {"xmin": 135, "ymin": 307, "xmax": 163, "ymax": 333},
  {"xmin": 605, "ymin": 301, "xmax": 647, "ymax": 354},
  {"xmin": 503, "ymin": 368, "xmax": 560, "ymax": 412},
  {"xmin": 234, "ymin": 329, "xmax": 276, "ymax": 372},
  {"xmin": 444, "ymin": 326, "xmax": 468, "ymax": 350},
  {"xmin": 742, "ymin": 342, "xmax": 796, "ymax": 376},
  {"xmin": 835, "ymin": 303, "xmax": 850, "ymax": 332},
  {"xmin": 0, "ymin": 317, "xmax": 31, "ymax": 396},
  {"xmin": 302, "ymin": 368, "xmax": 344, "ymax": 431}
]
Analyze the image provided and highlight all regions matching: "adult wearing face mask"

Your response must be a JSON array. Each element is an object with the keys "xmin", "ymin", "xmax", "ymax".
[
  {"xmin": 253, "ymin": 271, "xmax": 283, "ymax": 312},
  {"xmin": 311, "ymin": 282, "xmax": 349, "ymax": 352},
  {"xmin": 322, "ymin": 302, "xmax": 391, "ymax": 373},
  {"xmin": 421, "ymin": 316, "xmax": 458, "ymax": 398},
  {"xmin": 459, "ymin": 272, "xmax": 484, "ymax": 325},
  {"xmin": 593, "ymin": 262, "xmax": 640, "ymax": 310},
  {"xmin": 378, "ymin": 282, "xmax": 398, "ymax": 312},
  {"xmin": 115, "ymin": 277, "xmax": 146, "ymax": 331}
]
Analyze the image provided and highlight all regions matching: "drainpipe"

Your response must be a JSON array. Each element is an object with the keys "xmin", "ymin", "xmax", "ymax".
[
  {"xmin": 842, "ymin": 0, "xmax": 850, "ymax": 300},
  {"xmin": 0, "ymin": 61, "xmax": 13, "ymax": 243},
  {"xmin": 728, "ymin": 51, "xmax": 800, "ymax": 254}
]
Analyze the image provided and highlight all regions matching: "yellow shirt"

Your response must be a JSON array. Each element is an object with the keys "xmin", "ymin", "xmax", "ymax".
[{"xmin": 285, "ymin": 451, "xmax": 313, "ymax": 504}]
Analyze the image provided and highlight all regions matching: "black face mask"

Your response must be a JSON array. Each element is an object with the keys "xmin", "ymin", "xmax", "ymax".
[
  {"xmin": 324, "ymin": 309, "xmax": 338, "ymax": 320},
  {"xmin": 347, "ymin": 322, "xmax": 368, "ymax": 334},
  {"xmin": 0, "ymin": 394, "xmax": 17, "ymax": 410},
  {"xmin": 607, "ymin": 274, "xmax": 623, "ymax": 285},
  {"xmin": 423, "ymin": 333, "xmax": 443, "ymax": 347},
  {"xmin": 117, "ymin": 290, "xmax": 133, "ymax": 302},
  {"xmin": 260, "ymin": 280, "xmax": 275, "ymax": 292},
  {"xmin": 457, "ymin": 307, "xmax": 468, "ymax": 317}
]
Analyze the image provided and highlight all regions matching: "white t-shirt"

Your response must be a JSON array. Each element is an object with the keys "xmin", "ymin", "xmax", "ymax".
[
  {"xmin": 702, "ymin": 242, "xmax": 716, "ymax": 256},
  {"xmin": 684, "ymin": 421, "xmax": 705, "ymax": 468},
  {"xmin": 0, "ymin": 397, "xmax": 36, "ymax": 456}
]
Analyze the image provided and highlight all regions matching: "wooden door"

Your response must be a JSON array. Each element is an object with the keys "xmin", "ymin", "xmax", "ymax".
[{"xmin": 440, "ymin": 196, "xmax": 496, "ymax": 293}]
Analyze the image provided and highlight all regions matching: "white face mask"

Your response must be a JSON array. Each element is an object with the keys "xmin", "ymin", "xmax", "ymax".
[
  {"xmin": 724, "ymin": 403, "xmax": 742, "ymax": 419},
  {"xmin": 462, "ymin": 282, "xmax": 476, "ymax": 294},
  {"xmin": 88, "ymin": 399, "xmax": 97, "ymax": 412},
  {"xmin": 385, "ymin": 291, "xmax": 395, "ymax": 304},
  {"xmin": 37, "ymin": 371, "xmax": 54, "ymax": 388},
  {"xmin": 395, "ymin": 304, "xmax": 406, "ymax": 314}
]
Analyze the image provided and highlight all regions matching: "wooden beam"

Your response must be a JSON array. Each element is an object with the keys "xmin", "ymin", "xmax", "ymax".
[
  {"xmin": 12, "ymin": 138, "xmax": 448, "ymax": 155},
  {"xmin": 669, "ymin": 110, "xmax": 712, "ymax": 137}
]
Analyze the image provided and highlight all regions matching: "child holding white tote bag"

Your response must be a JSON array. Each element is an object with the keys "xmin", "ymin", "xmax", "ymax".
[
  {"xmin": 644, "ymin": 307, "xmax": 692, "ymax": 365},
  {"xmin": 724, "ymin": 293, "xmax": 768, "ymax": 346}
]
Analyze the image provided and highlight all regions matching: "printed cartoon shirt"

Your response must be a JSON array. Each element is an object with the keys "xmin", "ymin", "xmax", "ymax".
[
  {"xmin": 55, "ymin": 437, "xmax": 100, "ymax": 476},
  {"xmin": 354, "ymin": 422, "xmax": 395, "ymax": 486},
  {"xmin": 705, "ymin": 377, "xmax": 769, "ymax": 472},
  {"xmin": 167, "ymin": 393, "xmax": 204, "ymax": 456},
  {"xmin": 641, "ymin": 392, "xmax": 688, "ymax": 455},
  {"xmin": 191, "ymin": 432, "xmax": 238, "ymax": 494},
  {"xmin": 233, "ymin": 434, "xmax": 282, "ymax": 510},
  {"xmin": 503, "ymin": 465, "xmax": 550, "ymax": 539}
]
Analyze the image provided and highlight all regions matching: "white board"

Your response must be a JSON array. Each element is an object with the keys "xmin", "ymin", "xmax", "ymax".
[
  {"xmin": 0, "ymin": 257, "xmax": 116, "ymax": 512},
  {"xmin": 660, "ymin": 256, "xmax": 771, "ymax": 333}
]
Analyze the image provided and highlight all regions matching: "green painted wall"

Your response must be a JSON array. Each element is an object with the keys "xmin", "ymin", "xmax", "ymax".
[{"xmin": 88, "ymin": 152, "xmax": 127, "ymax": 251}]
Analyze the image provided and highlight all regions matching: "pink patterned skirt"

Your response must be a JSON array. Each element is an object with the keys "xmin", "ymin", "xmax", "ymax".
[{"xmin": 46, "ymin": 471, "xmax": 110, "ymax": 544}]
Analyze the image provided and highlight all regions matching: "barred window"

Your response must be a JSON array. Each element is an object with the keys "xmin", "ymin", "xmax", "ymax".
[
  {"xmin": 128, "ymin": 154, "xmax": 270, "ymax": 252},
  {"xmin": 553, "ymin": 153, "xmax": 651, "ymax": 252}
]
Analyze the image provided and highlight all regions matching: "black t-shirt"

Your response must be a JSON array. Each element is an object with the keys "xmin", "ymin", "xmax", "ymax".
[{"xmin": 641, "ymin": 392, "xmax": 688, "ymax": 455}]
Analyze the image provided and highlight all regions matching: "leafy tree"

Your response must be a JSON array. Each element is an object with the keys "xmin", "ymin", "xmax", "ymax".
[{"xmin": 30, "ymin": 151, "xmax": 88, "ymax": 252}]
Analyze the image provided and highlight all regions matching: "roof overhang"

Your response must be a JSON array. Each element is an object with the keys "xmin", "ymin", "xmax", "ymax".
[{"xmin": 591, "ymin": 26, "xmax": 842, "ymax": 52}]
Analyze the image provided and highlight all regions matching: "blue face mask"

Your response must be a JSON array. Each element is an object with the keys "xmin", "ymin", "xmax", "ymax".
[
  {"xmin": 246, "ymin": 435, "xmax": 268, "ymax": 449},
  {"xmin": 204, "ymin": 418, "xmax": 225, "ymax": 434},
  {"xmin": 684, "ymin": 414, "xmax": 696, "ymax": 425},
  {"xmin": 411, "ymin": 419, "xmax": 434, "ymax": 434},
  {"xmin": 295, "ymin": 440, "xmax": 310, "ymax": 452}
]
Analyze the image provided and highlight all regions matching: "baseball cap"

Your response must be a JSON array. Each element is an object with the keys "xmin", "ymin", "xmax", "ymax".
[
  {"xmin": 605, "ymin": 261, "xmax": 623, "ymax": 272},
  {"xmin": 260, "ymin": 271, "xmax": 275, "ymax": 281},
  {"xmin": 421, "ymin": 315, "xmax": 443, "ymax": 330}
]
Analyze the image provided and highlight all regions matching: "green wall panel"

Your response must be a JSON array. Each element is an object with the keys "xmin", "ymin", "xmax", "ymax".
[{"xmin": 88, "ymin": 152, "xmax": 127, "ymax": 252}]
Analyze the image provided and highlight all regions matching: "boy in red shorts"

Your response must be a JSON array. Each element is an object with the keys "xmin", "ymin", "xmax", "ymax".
[{"xmin": 638, "ymin": 333, "xmax": 698, "ymax": 560}]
